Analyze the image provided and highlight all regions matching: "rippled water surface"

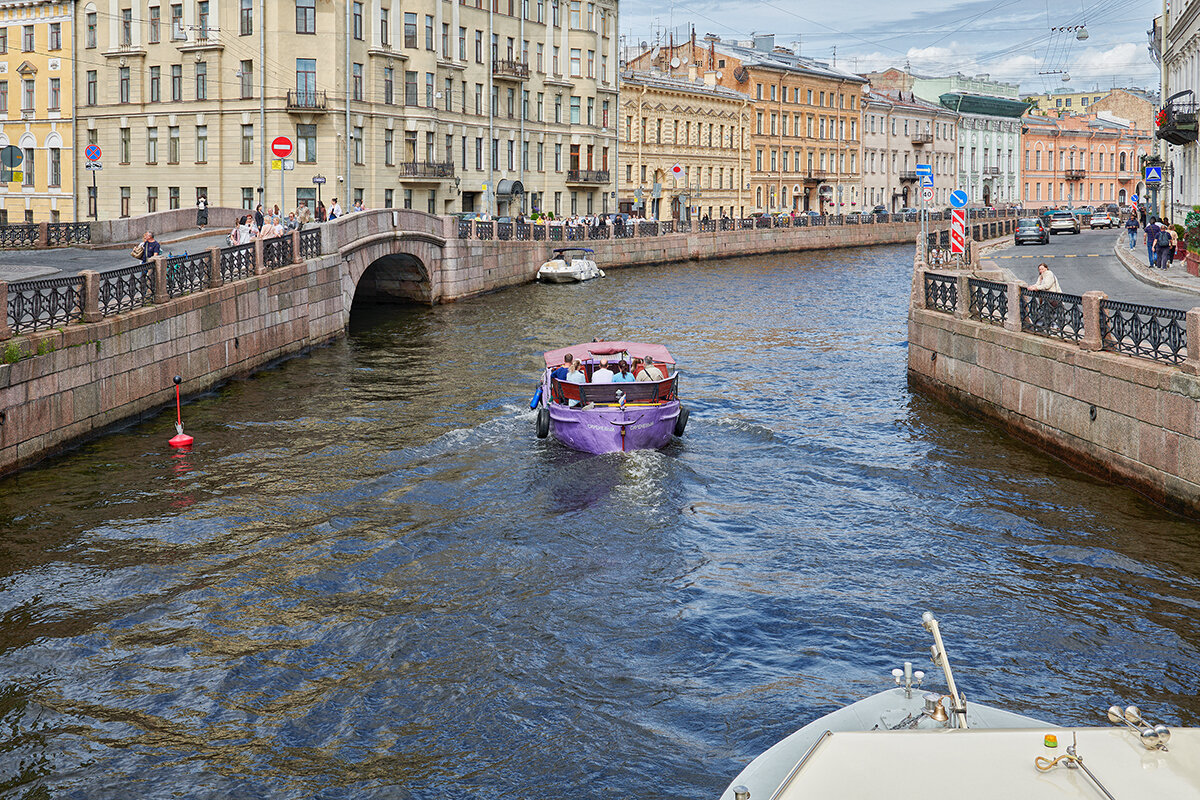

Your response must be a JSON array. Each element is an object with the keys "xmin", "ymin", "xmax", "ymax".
[{"xmin": 3, "ymin": 245, "xmax": 1200, "ymax": 799}]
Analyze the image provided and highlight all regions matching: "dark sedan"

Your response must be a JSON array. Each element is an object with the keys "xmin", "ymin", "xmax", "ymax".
[{"xmin": 1014, "ymin": 217, "xmax": 1050, "ymax": 245}]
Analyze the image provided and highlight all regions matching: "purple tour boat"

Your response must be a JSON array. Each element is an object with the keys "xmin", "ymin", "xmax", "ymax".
[{"xmin": 532, "ymin": 341, "xmax": 689, "ymax": 454}]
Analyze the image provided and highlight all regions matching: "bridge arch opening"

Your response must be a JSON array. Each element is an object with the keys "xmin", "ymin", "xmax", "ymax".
[{"xmin": 351, "ymin": 252, "xmax": 431, "ymax": 309}]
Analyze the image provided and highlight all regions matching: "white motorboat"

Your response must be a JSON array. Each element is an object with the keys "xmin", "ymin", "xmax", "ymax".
[
  {"xmin": 721, "ymin": 612, "xmax": 1200, "ymax": 800},
  {"xmin": 536, "ymin": 247, "xmax": 605, "ymax": 283}
]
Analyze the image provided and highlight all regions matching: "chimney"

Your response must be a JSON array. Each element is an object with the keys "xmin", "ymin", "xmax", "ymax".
[
  {"xmin": 752, "ymin": 33, "xmax": 774, "ymax": 52},
  {"xmin": 688, "ymin": 63, "xmax": 698, "ymax": 82},
  {"xmin": 703, "ymin": 70, "xmax": 718, "ymax": 87}
]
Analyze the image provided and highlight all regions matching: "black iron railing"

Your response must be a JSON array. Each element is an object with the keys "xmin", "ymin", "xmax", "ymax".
[
  {"xmin": 262, "ymin": 236, "xmax": 292, "ymax": 270},
  {"xmin": 565, "ymin": 169, "xmax": 610, "ymax": 183},
  {"xmin": 1100, "ymin": 299, "xmax": 1187, "ymax": 364},
  {"xmin": 0, "ymin": 224, "xmax": 40, "ymax": 248},
  {"xmin": 98, "ymin": 263, "xmax": 154, "ymax": 315},
  {"xmin": 923, "ymin": 272, "xmax": 957, "ymax": 314},
  {"xmin": 165, "ymin": 252, "xmax": 211, "ymax": 298},
  {"xmin": 493, "ymin": 58, "xmax": 530, "ymax": 79},
  {"xmin": 47, "ymin": 222, "xmax": 91, "ymax": 246},
  {"xmin": 287, "ymin": 90, "xmax": 328, "ymax": 110},
  {"xmin": 397, "ymin": 161, "xmax": 455, "ymax": 179},
  {"xmin": 1020, "ymin": 289, "xmax": 1084, "ymax": 342},
  {"xmin": 968, "ymin": 278, "xmax": 1008, "ymax": 324},
  {"xmin": 220, "ymin": 242, "xmax": 256, "ymax": 283},
  {"xmin": 299, "ymin": 228, "xmax": 322, "ymax": 258},
  {"xmin": 7, "ymin": 274, "xmax": 84, "ymax": 334}
]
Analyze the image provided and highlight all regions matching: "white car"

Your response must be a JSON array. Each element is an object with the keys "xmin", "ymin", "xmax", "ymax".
[{"xmin": 1089, "ymin": 212, "xmax": 1115, "ymax": 229}]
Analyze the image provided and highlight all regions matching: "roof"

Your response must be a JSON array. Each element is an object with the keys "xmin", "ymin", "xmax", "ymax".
[
  {"xmin": 619, "ymin": 70, "xmax": 750, "ymax": 102},
  {"xmin": 939, "ymin": 92, "xmax": 1031, "ymax": 118},
  {"xmin": 865, "ymin": 90, "xmax": 958, "ymax": 116},
  {"xmin": 712, "ymin": 39, "xmax": 867, "ymax": 84},
  {"xmin": 543, "ymin": 342, "xmax": 676, "ymax": 367}
]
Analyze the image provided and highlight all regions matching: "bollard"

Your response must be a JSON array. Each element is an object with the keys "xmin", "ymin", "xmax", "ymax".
[
  {"xmin": 1080, "ymin": 291, "xmax": 1107, "ymax": 352},
  {"xmin": 80, "ymin": 270, "xmax": 102, "ymax": 322}
]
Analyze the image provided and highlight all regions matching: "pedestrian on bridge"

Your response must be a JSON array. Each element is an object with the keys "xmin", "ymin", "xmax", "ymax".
[{"xmin": 196, "ymin": 195, "xmax": 208, "ymax": 231}]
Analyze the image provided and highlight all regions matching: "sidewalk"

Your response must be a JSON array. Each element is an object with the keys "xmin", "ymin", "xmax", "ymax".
[
  {"xmin": 0, "ymin": 228, "xmax": 234, "ymax": 282},
  {"xmin": 1112, "ymin": 236, "xmax": 1200, "ymax": 300}
]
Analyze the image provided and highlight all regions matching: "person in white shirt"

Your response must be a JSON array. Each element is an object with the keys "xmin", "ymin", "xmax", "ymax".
[
  {"xmin": 565, "ymin": 359, "xmax": 586, "ymax": 406},
  {"xmin": 591, "ymin": 360, "xmax": 615, "ymax": 383},
  {"xmin": 1029, "ymin": 263, "xmax": 1061, "ymax": 293},
  {"xmin": 329, "ymin": 199, "xmax": 343, "ymax": 219}
]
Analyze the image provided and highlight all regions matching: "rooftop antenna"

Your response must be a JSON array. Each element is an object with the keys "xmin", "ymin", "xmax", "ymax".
[{"xmin": 831, "ymin": 45, "xmax": 836, "ymax": 67}]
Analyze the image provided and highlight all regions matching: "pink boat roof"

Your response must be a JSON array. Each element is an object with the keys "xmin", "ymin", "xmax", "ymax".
[{"xmin": 542, "ymin": 341, "xmax": 675, "ymax": 367}]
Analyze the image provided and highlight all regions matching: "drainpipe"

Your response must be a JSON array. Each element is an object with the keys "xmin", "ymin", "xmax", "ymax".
[
  {"xmin": 1161, "ymin": 0, "xmax": 1168, "ymax": 219},
  {"xmin": 487, "ymin": 0, "xmax": 494, "ymax": 216},
  {"xmin": 739, "ymin": 97, "xmax": 747, "ymax": 216},
  {"xmin": 260, "ymin": 0, "xmax": 266, "ymax": 208},
  {"xmin": 345, "ymin": 0, "xmax": 352, "ymax": 204}
]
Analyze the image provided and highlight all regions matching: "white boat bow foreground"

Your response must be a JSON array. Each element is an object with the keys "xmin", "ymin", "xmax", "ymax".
[{"xmin": 721, "ymin": 612, "xmax": 1200, "ymax": 800}]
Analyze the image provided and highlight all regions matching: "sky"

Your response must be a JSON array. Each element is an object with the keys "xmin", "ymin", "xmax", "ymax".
[{"xmin": 619, "ymin": 0, "xmax": 1161, "ymax": 96}]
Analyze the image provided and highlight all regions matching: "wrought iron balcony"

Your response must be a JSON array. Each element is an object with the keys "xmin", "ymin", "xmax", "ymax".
[
  {"xmin": 287, "ymin": 90, "xmax": 328, "ymax": 111},
  {"xmin": 1064, "ymin": 168, "xmax": 1086, "ymax": 180},
  {"xmin": 493, "ymin": 58, "xmax": 530, "ymax": 80},
  {"xmin": 1157, "ymin": 90, "xmax": 1198, "ymax": 146},
  {"xmin": 912, "ymin": 131, "xmax": 934, "ymax": 145},
  {"xmin": 899, "ymin": 170, "xmax": 920, "ymax": 182},
  {"xmin": 397, "ymin": 161, "xmax": 455, "ymax": 180},
  {"xmin": 801, "ymin": 169, "xmax": 827, "ymax": 184},
  {"xmin": 565, "ymin": 169, "xmax": 610, "ymax": 183}
]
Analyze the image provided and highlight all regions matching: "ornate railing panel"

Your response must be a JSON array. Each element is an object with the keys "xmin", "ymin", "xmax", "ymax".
[
  {"xmin": 165, "ymin": 252, "xmax": 211, "ymax": 297},
  {"xmin": 262, "ymin": 236, "xmax": 293, "ymax": 271},
  {"xmin": 548, "ymin": 225, "xmax": 563, "ymax": 241},
  {"xmin": 496, "ymin": 221, "xmax": 513, "ymax": 241},
  {"xmin": 968, "ymin": 278, "xmax": 1008, "ymax": 324},
  {"xmin": 638, "ymin": 221, "xmax": 658, "ymax": 236},
  {"xmin": 98, "ymin": 263, "xmax": 154, "ymax": 316},
  {"xmin": 1100, "ymin": 299, "xmax": 1187, "ymax": 364},
  {"xmin": 613, "ymin": 222, "xmax": 633, "ymax": 239},
  {"xmin": 532, "ymin": 224, "xmax": 546, "ymax": 241},
  {"xmin": 457, "ymin": 219, "xmax": 472, "ymax": 239},
  {"xmin": 299, "ymin": 228, "xmax": 321, "ymax": 258},
  {"xmin": 47, "ymin": 222, "xmax": 91, "ymax": 246},
  {"xmin": 515, "ymin": 222, "xmax": 531, "ymax": 241},
  {"xmin": 220, "ymin": 243, "xmax": 256, "ymax": 283},
  {"xmin": 565, "ymin": 225, "xmax": 585, "ymax": 241},
  {"xmin": 0, "ymin": 224, "xmax": 40, "ymax": 248},
  {"xmin": 7, "ymin": 275, "xmax": 84, "ymax": 334},
  {"xmin": 923, "ymin": 272, "xmax": 957, "ymax": 314},
  {"xmin": 1020, "ymin": 288, "xmax": 1084, "ymax": 342},
  {"xmin": 660, "ymin": 220, "xmax": 675, "ymax": 234},
  {"xmin": 588, "ymin": 224, "xmax": 608, "ymax": 240},
  {"xmin": 476, "ymin": 221, "xmax": 494, "ymax": 240}
]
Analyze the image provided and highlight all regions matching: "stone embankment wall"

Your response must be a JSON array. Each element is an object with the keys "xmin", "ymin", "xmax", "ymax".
[
  {"xmin": 908, "ymin": 246, "xmax": 1200, "ymax": 516},
  {"xmin": 0, "ymin": 211, "xmax": 946, "ymax": 476}
]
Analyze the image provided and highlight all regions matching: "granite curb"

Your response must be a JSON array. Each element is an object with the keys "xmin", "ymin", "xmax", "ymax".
[{"xmin": 1111, "ymin": 238, "xmax": 1200, "ymax": 299}]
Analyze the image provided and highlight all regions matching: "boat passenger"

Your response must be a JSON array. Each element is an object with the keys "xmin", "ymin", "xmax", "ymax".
[
  {"xmin": 565, "ymin": 359, "xmax": 586, "ymax": 407},
  {"xmin": 612, "ymin": 360, "xmax": 634, "ymax": 382},
  {"xmin": 551, "ymin": 353, "xmax": 573, "ymax": 381},
  {"xmin": 592, "ymin": 360, "xmax": 615, "ymax": 383},
  {"xmin": 636, "ymin": 357, "xmax": 664, "ymax": 382}
]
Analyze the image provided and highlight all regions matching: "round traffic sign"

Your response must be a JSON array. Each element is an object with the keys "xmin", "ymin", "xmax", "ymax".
[
  {"xmin": 270, "ymin": 136, "xmax": 293, "ymax": 158},
  {"xmin": 1, "ymin": 145, "xmax": 22, "ymax": 168},
  {"xmin": 922, "ymin": 186, "xmax": 934, "ymax": 203},
  {"xmin": 1131, "ymin": 194, "xmax": 1139, "ymax": 203},
  {"xmin": 949, "ymin": 189, "xmax": 968, "ymax": 209},
  {"xmin": 85, "ymin": 144, "xmax": 102, "ymax": 161}
]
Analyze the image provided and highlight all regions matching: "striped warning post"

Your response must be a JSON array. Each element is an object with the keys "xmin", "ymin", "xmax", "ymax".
[{"xmin": 950, "ymin": 208, "xmax": 966, "ymax": 254}]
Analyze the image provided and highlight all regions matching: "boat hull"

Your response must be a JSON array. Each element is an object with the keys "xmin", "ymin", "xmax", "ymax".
[
  {"xmin": 537, "ymin": 270, "xmax": 584, "ymax": 283},
  {"xmin": 548, "ymin": 401, "xmax": 679, "ymax": 453}
]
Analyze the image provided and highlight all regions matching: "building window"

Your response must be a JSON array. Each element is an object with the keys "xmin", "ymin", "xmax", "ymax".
[
  {"xmin": 120, "ymin": 128, "xmax": 131, "ymax": 163},
  {"xmin": 383, "ymin": 67, "xmax": 394, "ymax": 104},
  {"xmin": 48, "ymin": 148, "xmax": 60, "ymax": 186},
  {"xmin": 426, "ymin": 72, "xmax": 434, "ymax": 107},
  {"xmin": 120, "ymin": 187, "xmax": 131, "ymax": 217},
  {"xmin": 570, "ymin": 48, "xmax": 581, "ymax": 77},
  {"xmin": 240, "ymin": 0, "xmax": 253, "ymax": 35},
  {"xmin": 169, "ymin": 186, "xmax": 181, "ymax": 209},
  {"xmin": 86, "ymin": 13, "xmax": 97, "ymax": 48},
  {"xmin": 48, "ymin": 78, "xmax": 60, "ymax": 111},
  {"xmin": 352, "ymin": 63, "xmax": 363, "ymax": 100},
  {"xmin": 149, "ymin": 7, "xmax": 161, "ymax": 42},
  {"xmin": 384, "ymin": 128, "xmax": 394, "ymax": 165},
  {"xmin": 198, "ymin": 1, "xmax": 210, "ymax": 36},
  {"xmin": 0, "ymin": 29, "xmax": 6, "ymax": 54},
  {"xmin": 353, "ymin": 126, "xmax": 364, "ymax": 164},
  {"xmin": 384, "ymin": 189, "xmax": 393, "ymax": 208},
  {"xmin": 21, "ymin": 147, "xmax": 32, "ymax": 185},
  {"xmin": 118, "ymin": 68, "xmax": 129, "ymax": 103},
  {"xmin": 195, "ymin": 62, "xmax": 207, "ymax": 100},
  {"xmin": 240, "ymin": 61, "xmax": 253, "ymax": 98},
  {"xmin": 196, "ymin": 125, "xmax": 208, "ymax": 161},
  {"xmin": 425, "ymin": 14, "xmax": 434, "ymax": 50},
  {"xmin": 0, "ymin": 81, "xmax": 9, "ymax": 113},
  {"xmin": 171, "ymin": 4, "xmax": 183, "ymax": 39},
  {"xmin": 296, "ymin": 0, "xmax": 315, "ymax": 34},
  {"xmin": 404, "ymin": 13, "xmax": 417, "ymax": 48},
  {"xmin": 404, "ymin": 70, "xmax": 417, "ymax": 105},
  {"xmin": 241, "ymin": 124, "xmax": 254, "ymax": 162},
  {"xmin": 242, "ymin": 187, "xmax": 254, "ymax": 209},
  {"xmin": 150, "ymin": 66, "xmax": 161, "ymax": 102},
  {"xmin": 122, "ymin": 10, "xmax": 134, "ymax": 46},
  {"xmin": 147, "ymin": 187, "xmax": 158, "ymax": 212},
  {"xmin": 297, "ymin": 124, "xmax": 316, "ymax": 162},
  {"xmin": 353, "ymin": 1, "xmax": 363, "ymax": 39},
  {"xmin": 171, "ymin": 65, "xmax": 182, "ymax": 101},
  {"xmin": 147, "ymin": 127, "xmax": 159, "ymax": 162},
  {"xmin": 49, "ymin": 22, "xmax": 61, "ymax": 50}
]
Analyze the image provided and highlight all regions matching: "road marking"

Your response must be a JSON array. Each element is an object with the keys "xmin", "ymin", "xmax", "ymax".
[{"xmin": 995, "ymin": 253, "xmax": 1101, "ymax": 259}]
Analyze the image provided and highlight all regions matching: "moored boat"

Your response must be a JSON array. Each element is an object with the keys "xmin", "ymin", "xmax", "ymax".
[
  {"xmin": 536, "ymin": 247, "xmax": 605, "ymax": 283},
  {"xmin": 721, "ymin": 612, "xmax": 1200, "ymax": 800},
  {"xmin": 532, "ymin": 341, "xmax": 688, "ymax": 454}
]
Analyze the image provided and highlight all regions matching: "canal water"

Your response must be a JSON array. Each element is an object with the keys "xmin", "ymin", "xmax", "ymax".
[{"xmin": 2, "ymin": 244, "xmax": 1199, "ymax": 799}]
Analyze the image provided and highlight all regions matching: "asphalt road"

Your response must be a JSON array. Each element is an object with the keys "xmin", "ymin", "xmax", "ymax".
[
  {"xmin": 981, "ymin": 224, "xmax": 1200, "ymax": 311},
  {"xmin": 0, "ymin": 230, "xmax": 232, "ymax": 282}
]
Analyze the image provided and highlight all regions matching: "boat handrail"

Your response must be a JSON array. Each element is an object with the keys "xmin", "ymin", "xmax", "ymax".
[
  {"xmin": 767, "ymin": 729, "xmax": 834, "ymax": 800},
  {"xmin": 551, "ymin": 375, "xmax": 677, "ymax": 405}
]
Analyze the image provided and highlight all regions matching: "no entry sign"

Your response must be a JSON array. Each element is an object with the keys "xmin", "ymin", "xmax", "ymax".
[{"xmin": 271, "ymin": 136, "xmax": 293, "ymax": 158}]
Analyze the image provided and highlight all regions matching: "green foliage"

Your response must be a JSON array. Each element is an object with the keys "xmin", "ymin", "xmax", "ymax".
[
  {"xmin": 35, "ymin": 338, "xmax": 56, "ymax": 357},
  {"xmin": 2, "ymin": 343, "xmax": 20, "ymax": 364},
  {"xmin": 1185, "ymin": 205, "xmax": 1200, "ymax": 253}
]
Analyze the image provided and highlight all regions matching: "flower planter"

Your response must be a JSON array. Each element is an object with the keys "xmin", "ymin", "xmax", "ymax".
[{"xmin": 1187, "ymin": 250, "xmax": 1200, "ymax": 277}]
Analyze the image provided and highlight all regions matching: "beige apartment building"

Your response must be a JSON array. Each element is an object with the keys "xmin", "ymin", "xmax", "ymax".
[
  {"xmin": 628, "ymin": 33, "xmax": 866, "ymax": 214},
  {"xmin": 861, "ymin": 90, "xmax": 958, "ymax": 212},
  {"xmin": 617, "ymin": 68, "xmax": 750, "ymax": 219},
  {"xmin": 72, "ymin": 0, "xmax": 618, "ymax": 221}
]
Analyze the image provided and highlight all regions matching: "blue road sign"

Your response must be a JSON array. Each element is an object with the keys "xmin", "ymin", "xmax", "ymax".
[
  {"xmin": 1145, "ymin": 166, "xmax": 1163, "ymax": 183},
  {"xmin": 915, "ymin": 164, "xmax": 932, "ymax": 176},
  {"xmin": 950, "ymin": 189, "xmax": 968, "ymax": 209},
  {"xmin": 84, "ymin": 144, "xmax": 102, "ymax": 161},
  {"xmin": 1131, "ymin": 194, "xmax": 1139, "ymax": 203},
  {"xmin": 921, "ymin": 175, "xmax": 933, "ymax": 187}
]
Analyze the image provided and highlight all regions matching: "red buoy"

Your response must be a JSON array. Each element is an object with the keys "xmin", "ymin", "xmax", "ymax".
[{"xmin": 168, "ymin": 375, "xmax": 194, "ymax": 449}]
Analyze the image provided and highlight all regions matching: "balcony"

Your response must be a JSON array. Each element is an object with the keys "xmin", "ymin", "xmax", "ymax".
[
  {"xmin": 287, "ymin": 90, "xmax": 328, "ymax": 112},
  {"xmin": 397, "ymin": 161, "xmax": 455, "ymax": 181},
  {"xmin": 801, "ymin": 169, "xmax": 827, "ymax": 184},
  {"xmin": 899, "ymin": 170, "xmax": 920, "ymax": 182},
  {"xmin": 493, "ymin": 58, "xmax": 530, "ymax": 81},
  {"xmin": 912, "ymin": 131, "xmax": 933, "ymax": 145},
  {"xmin": 565, "ymin": 169, "xmax": 610, "ymax": 184},
  {"xmin": 983, "ymin": 166, "xmax": 1000, "ymax": 175},
  {"xmin": 1157, "ymin": 90, "xmax": 1198, "ymax": 146},
  {"xmin": 1064, "ymin": 168, "xmax": 1086, "ymax": 180}
]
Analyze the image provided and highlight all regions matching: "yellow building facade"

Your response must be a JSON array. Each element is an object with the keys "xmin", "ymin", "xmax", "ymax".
[{"xmin": 0, "ymin": 0, "xmax": 74, "ymax": 222}]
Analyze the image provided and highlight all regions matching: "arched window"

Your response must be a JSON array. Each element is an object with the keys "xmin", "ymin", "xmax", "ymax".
[
  {"xmin": 756, "ymin": 186, "xmax": 762, "ymax": 208},
  {"xmin": 1119, "ymin": 151, "xmax": 1127, "ymax": 171}
]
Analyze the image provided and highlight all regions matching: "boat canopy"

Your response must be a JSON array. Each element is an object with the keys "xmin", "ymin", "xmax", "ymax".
[
  {"xmin": 543, "ymin": 341, "xmax": 675, "ymax": 367},
  {"xmin": 550, "ymin": 247, "xmax": 595, "ymax": 255}
]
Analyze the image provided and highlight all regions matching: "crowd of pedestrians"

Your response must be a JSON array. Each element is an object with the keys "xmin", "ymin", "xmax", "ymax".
[{"xmin": 1128, "ymin": 211, "xmax": 1180, "ymax": 270}]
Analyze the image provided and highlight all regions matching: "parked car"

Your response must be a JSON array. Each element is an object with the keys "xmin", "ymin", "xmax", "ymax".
[
  {"xmin": 1044, "ymin": 210, "xmax": 1081, "ymax": 234},
  {"xmin": 871, "ymin": 205, "xmax": 888, "ymax": 216},
  {"xmin": 1089, "ymin": 212, "xmax": 1115, "ymax": 229},
  {"xmin": 1014, "ymin": 217, "xmax": 1050, "ymax": 246}
]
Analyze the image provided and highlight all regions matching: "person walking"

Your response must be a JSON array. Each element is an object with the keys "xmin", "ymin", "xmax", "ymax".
[
  {"xmin": 254, "ymin": 203, "xmax": 265, "ymax": 229},
  {"xmin": 1158, "ymin": 221, "xmax": 1178, "ymax": 270},
  {"xmin": 196, "ymin": 195, "xmax": 208, "ymax": 230},
  {"xmin": 135, "ymin": 231, "xmax": 161, "ymax": 264},
  {"xmin": 1124, "ymin": 213, "xmax": 1139, "ymax": 249},
  {"xmin": 1144, "ymin": 217, "xmax": 1161, "ymax": 267}
]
